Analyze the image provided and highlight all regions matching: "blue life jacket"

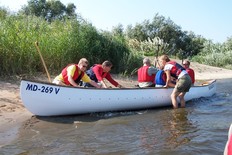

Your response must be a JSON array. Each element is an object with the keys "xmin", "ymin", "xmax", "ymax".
[
  {"xmin": 86, "ymin": 65, "xmax": 98, "ymax": 82},
  {"xmin": 155, "ymin": 70, "xmax": 166, "ymax": 85}
]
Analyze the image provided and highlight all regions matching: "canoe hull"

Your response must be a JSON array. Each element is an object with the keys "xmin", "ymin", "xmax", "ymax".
[{"xmin": 20, "ymin": 79, "xmax": 216, "ymax": 116}]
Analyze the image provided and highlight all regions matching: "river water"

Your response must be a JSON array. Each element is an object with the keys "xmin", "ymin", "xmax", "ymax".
[{"xmin": 1, "ymin": 79, "xmax": 232, "ymax": 155}]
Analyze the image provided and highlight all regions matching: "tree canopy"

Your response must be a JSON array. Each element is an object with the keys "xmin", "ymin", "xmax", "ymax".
[
  {"xmin": 20, "ymin": 0, "xmax": 77, "ymax": 21},
  {"xmin": 124, "ymin": 13, "xmax": 205, "ymax": 58}
]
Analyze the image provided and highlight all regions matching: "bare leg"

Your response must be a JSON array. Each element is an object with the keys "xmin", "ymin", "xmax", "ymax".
[
  {"xmin": 179, "ymin": 92, "xmax": 186, "ymax": 108},
  {"xmin": 171, "ymin": 90, "xmax": 180, "ymax": 109}
]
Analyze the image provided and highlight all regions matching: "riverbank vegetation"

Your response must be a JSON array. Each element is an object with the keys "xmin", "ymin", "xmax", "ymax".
[{"xmin": 1, "ymin": 0, "xmax": 232, "ymax": 77}]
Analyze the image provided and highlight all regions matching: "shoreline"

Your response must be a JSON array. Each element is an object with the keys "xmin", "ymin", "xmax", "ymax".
[{"xmin": 1, "ymin": 62, "xmax": 232, "ymax": 146}]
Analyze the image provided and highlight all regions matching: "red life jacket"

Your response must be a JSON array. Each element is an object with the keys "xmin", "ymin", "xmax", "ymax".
[
  {"xmin": 138, "ymin": 66, "xmax": 156, "ymax": 82},
  {"xmin": 186, "ymin": 68, "xmax": 195, "ymax": 84},
  {"xmin": 61, "ymin": 64, "xmax": 84, "ymax": 85},
  {"xmin": 167, "ymin": 61, "xmax": 185, "ymax": 79}
]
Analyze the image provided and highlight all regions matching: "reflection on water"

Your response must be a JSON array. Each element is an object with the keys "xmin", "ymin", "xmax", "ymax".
[
  {"xmin": 1, "ymin": 79, "xmax": 232, "ymax": 154},
  {"xmin": 138, "ymin": 124, "xmax": 158, "ymax": 153},
  {"xmin": 162, "ymin": 109, "xmax": 196, "ymax": 149}
]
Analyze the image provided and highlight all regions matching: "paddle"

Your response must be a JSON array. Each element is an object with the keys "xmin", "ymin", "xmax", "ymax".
[
  {"xmin": 155, "ymin": 38, "xmax": 161, "ymax": 68},
  {"xmin": 34, "ymin": 41, "xmax": 51, "ymax": 83}
]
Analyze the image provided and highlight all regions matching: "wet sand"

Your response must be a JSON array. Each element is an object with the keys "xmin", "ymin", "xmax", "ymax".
[{"xmin": 1, "ymin": 61, "xmax": 232, "ymax": 146}]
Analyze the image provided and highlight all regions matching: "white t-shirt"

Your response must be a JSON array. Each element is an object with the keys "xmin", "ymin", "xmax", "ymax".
[{"xmin": 164, "ymin": 63, "xmax": 188, "ymax": 79}]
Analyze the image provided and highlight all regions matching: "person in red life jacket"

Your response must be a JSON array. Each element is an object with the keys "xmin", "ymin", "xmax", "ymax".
[
  {"xmin": 137, "ymin": 57, "xmax": 158, "ymax": 87},
  {"xmin": 52, "ymin": 58, "xmax": 101, "ymax": 88},
  {"xmin": 182, "ymin": 59, "xmax": 195, "ymax": 85},
  {"xmin": 159, "ymin": 55, "xmax": 192, "ymax": 108},
  {"xmin": 84, "ymin": 60, "xmax": 123, "ymax": 88}
]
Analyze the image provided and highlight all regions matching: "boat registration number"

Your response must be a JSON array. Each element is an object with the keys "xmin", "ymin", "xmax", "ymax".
[{"xmin": 25, "ymin": 83, "xmax": 60, "ymax": 94}]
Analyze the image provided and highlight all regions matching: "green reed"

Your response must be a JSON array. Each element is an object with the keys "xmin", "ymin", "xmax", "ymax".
[{"xmin": 0, "ymin": 14, "xmax": 141, "ymax": 76}]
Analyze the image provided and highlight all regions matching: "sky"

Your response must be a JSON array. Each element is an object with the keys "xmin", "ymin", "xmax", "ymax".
[{"xmin": 1, "ymin": 0, "xmax": 232, "ymax": 43}]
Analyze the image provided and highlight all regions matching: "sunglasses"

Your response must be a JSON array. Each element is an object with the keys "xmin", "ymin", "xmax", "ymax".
[
  {"xmin": 82, "ymin": 65, "xmax": 87, "ymax": 68},
  {"xmin": 182, "ymin": 64, "xmax": 189, "ymax": 66}
]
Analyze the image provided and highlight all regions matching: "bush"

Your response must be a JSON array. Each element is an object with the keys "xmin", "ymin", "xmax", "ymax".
[{"xmin": 0, "ymin": 14, "xmax": 137, "ymax": 76}]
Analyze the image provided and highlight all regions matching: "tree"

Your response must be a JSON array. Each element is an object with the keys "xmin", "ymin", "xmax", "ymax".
[
  {"xmin": 125, "ymin": 13, "xmax": 206, "ymax": 58},
  {"xmin": 224, "ymin": 36, "xmax": 232, "ymax": 50},
  {"xmin": 125, "ymin": 22, "xmax": 147, "ymax": 41},
  {"xmin": 112, "ymin": 24, "xmax": 124, "ymax": 36},
  {"xmin": 23, "ymin": 0, "xmax": 47, "ymax": 17},
  {"xmin": 46, "ymin": 0, "xmax": 65, "ymax": 20},
  {"xmin": 66, "ymin": 3, "xmax": 77, "ymax": 18},
  {"xmin": 21, "ymin": 0, "xmax": 77, "ymax": 21}
]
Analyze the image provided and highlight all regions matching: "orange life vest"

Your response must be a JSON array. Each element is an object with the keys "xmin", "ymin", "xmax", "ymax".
[
  {"xmin": 138, "ymin": 66, "xmax": 155, "ymax": 82},
  {"xmin": 61, "ymin": 64, "xmax": 84, "ymax": 85},
  {"xmin": 186, "ymin": 68, "xmax": 195, "ymax": 84},
  {"xmin": 167, "ymin": 61, "xmax": 185, "ymax": 79}
]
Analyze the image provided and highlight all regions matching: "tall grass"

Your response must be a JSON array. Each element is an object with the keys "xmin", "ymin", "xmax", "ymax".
[
  {"xmin": 192, "ymin": 41, "xmax": 232, "ymax": 70},
  {"xmin": 0, "ymin": 14, "xmax": 142, "ymax": 77}
]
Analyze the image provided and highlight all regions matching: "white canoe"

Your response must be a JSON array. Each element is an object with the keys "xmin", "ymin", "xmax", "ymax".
[{"xmin": 20, "ymin": 79, "xmax": 216, "ymax": 116}]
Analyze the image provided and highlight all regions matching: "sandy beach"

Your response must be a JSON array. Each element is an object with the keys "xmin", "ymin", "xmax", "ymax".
[{"xmin": 1, "ymin": 61, "xmax": 232, "ymax": 143}]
